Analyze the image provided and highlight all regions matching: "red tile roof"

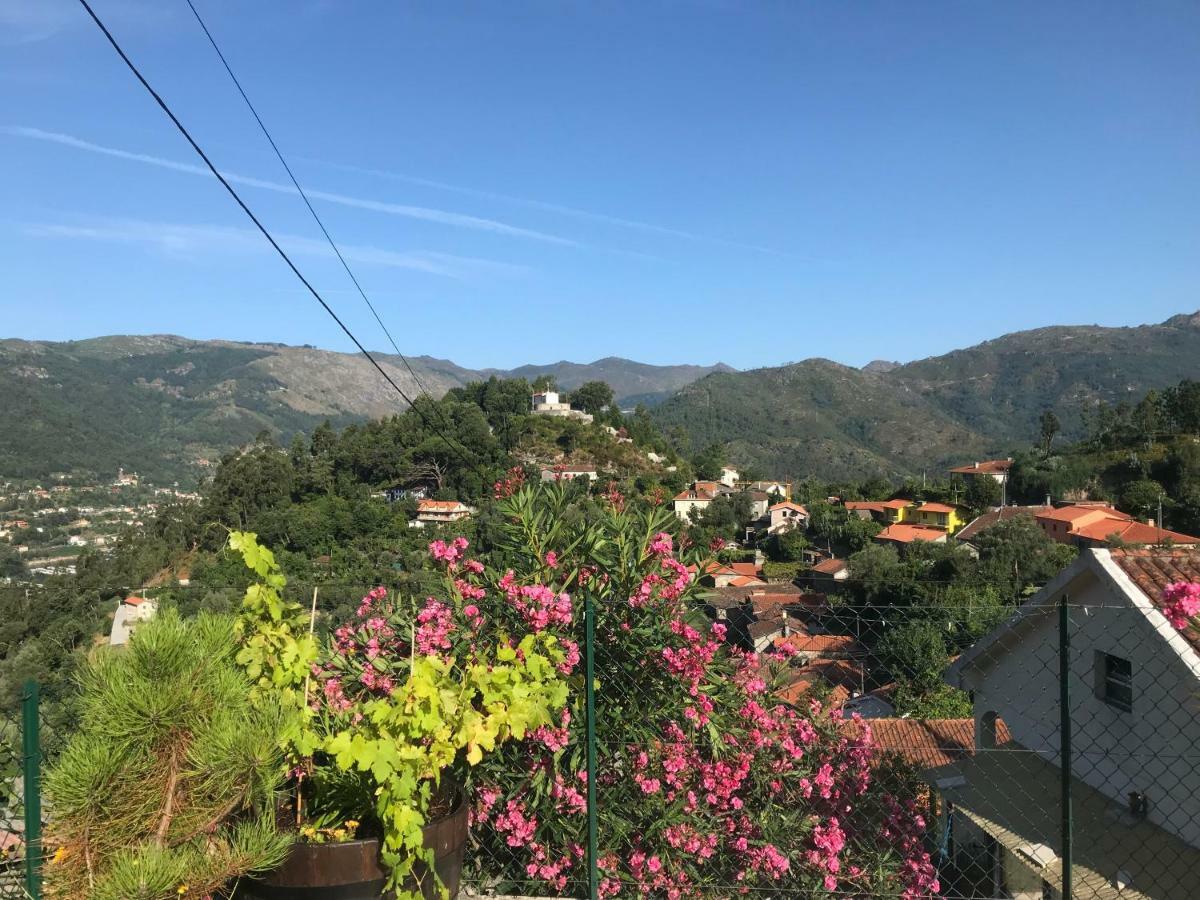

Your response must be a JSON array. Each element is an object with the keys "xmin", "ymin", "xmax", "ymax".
[
  {"xmin": 729, "ymin": 574, "xmax": 767, "ymax": 587},
  {"xmin": 844, "ymin": 501, "xmax": 886, "ymax": 512},
  {"xmin": 880, "ymin": 499, "xmax": 914, "ymax": 510},
  {"xmin": 1074, "ymin": 519, "xmax": 1199, "ymax": 546},
  {"xmin": 863, "ymin": 718, "xmax": 1012, "ymax": 769},
  {"xmin": 124, "ymin": 596, "xmax": 145, "ymax": 606},
  {"xmin": 769, "ymin": 501, "xmax": 808, "ymax": 514},
  {"xmin": 916, "ymin": 502, "xmax": 958, "ymax": 514},
  {"xmin": 955, "ymin": 506, "xmax": 1053, "ymax": 542},
  {"xmin": 773, "ymin": 632, "xmax": 859, "ymax": 656},
  {"xmin": 948, "ymin": 459, "xmax": 1013, "ymax": 475},
  {"xmin": 1037, "ymin": 503, "xmax": 1129, "ymax": 524},
  {"xmin": 674, "ymin": 489, "xmax": 715, "ymax": 502},
  {"xmin": 875, "ymin": 523, "xmax": 948, "ymax": 544},
  {"xmin": 1110, "ymin": 549, "xmax": 1200, "ymax": 653},
  {"xmin": 811, "ymin": 557, "xmax": 848, "ymax": 575},
  {"xmin": 417, "ymin": 499, "xmax": 468, "ymax": 512}
]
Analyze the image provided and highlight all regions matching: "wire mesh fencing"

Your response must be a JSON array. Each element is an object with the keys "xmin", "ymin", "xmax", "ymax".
[
  {"xmin": 0, "ymin": 682, "xmax": 41, "ymax": 900},
  {"xmin": 460, "ymin": 570, "xmax": 1200, "ymax": 899}
]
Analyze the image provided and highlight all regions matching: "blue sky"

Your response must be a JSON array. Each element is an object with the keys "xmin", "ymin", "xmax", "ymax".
[{"xmin": 2, "ymin": 0, "xmax": 1198, "ymax": 370}]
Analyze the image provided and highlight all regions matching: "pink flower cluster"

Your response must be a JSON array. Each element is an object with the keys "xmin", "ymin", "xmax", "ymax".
[
  {"xmin": 499, "ymin": 572, "xmax": 574, "ymax": 632},
  {"xmin": 1163, "ymin": 581, "xmax": 1200, "ymax": 630},
  {"xmin": 415, "ymin": 597, "xmax": 455, "ymax": 655},
  {"xmin": 493, "ymin": 465, "xmax": 526, "ymax": 499},
  {"xmin": 429, "ymin": 536, "xmax": 469, "ymax": 565}
]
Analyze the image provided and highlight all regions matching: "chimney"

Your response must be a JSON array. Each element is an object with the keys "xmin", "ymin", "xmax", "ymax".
[{"xmin": 974, "ymin": 461, "xmax": 980, "ymax": 469}]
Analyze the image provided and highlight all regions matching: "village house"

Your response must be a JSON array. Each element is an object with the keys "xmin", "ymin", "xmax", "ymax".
[
  {"xmin": 742, "ymin": 490, "xmax": 771, "ymax": 521},
  {"xmin": 910, "ymin": 501, "xmax": 966, "ymax": 533},
  {"xmin": 809, "ymin": 557, "xmax": 849, "ymax": 583},
  {"xmin": 411, "ymin": 499, "xmax": 474, "ymax": 528},
  {"xmin": 874, "ymin": 523, "xmax": 949, "ymax": 548},
  {"xmin": 844, "ymin": 499, "xmax": 913, "ymax": 524},
  {"xmin": 110, "ymin": 595, "xmax": 157, "ymax": 647},
  {"xmin": 939, "ymin": 548, "xmax": 1200, "ymax": 898},
  {"xmin": 1035, "ymin": 503, "xmax": 1199, "ymax": 549},
  {"xmin": 530, "ymin": 390, "xmax": 594, "ymax": 424},
  {"xmin": 767, "ymin": 500, "xmax": 809, "ymax": 534},
  {"xmin": 743, "ymin": 479, "xmax": 793, "ymax": 499},
  {"xmin": 719, "ymin": 466, "xmax": 740, "ymax": 488},
  {"xmin": 955, "ymin": 506, "xmax": 1055, "ymax": 547},
  {"xmin": 672, "ymin": 480, "xmax": 734, "ymax": 522},
  {"xmin": 949, "ymin": 458, "xmax": 1014, "ymax": 486}
]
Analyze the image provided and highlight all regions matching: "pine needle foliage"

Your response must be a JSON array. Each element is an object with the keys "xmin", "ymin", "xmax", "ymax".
[{"xmin": 44, "ymin": 609, "xmax": 292, "ymax": 899}]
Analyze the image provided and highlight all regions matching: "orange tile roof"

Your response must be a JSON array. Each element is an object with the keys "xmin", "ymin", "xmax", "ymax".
[
  {"xmin": 875, "ymin": 523, "xmax": 947, "ymax": 543},
  {"xmin": 674, "ymin": 489, "xmax": 715, "ymax": 502},
  {"xmin": 417, "ymin": 499, "xmax": 468, "ymax": 511},
  {"xmin": 916, "ymin": 502, "xmax": 958, "ymax": 514},
  {"xmin": 1074, "ymin": 519, "xmax": 1199, "ymax": 546},
  {"xmin": 769, "ymin": 501, "xmax": 808, "ymax": 513},
  {"xmin": 1036, "ymin": 503, "xmax": 1129, "ymax": 524},
  {"xmin": 773, "ymin": 632, "xmax": 859, "ymax": 656},
  {"xmin": 880, "ymin": 499, "xmax": 913, "ymax": 510},
  {"xmin": 862, "ymin": 717, "xmax": 1012, "ymax": 769},
  {"xmin": 729, "ymin": 574, "xmax": 767, "ymax": 587},
  {"xmin": 1110, "ymin": 548, "xmax": 1200, "ymax": 654},
  {"xmin": 948, "ymin": 459, "xmax": 1013, "ymax": 475},
  {"xmin": 811, "ymin": 557, "xmax": 848, "ymax": 575},
  {"xmin": 844, "ymin": 501, "xmax": 886, "ymax": 512}
]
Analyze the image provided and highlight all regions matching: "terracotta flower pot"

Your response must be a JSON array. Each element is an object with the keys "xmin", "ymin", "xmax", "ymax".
[{"xmin": 237, "ymin": 789, "xmax": 468, "ymax": 900}]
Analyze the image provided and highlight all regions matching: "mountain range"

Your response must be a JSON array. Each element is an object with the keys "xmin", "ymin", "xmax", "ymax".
[
  {"xmin": 2, "ymin": 312, "xmax": 1198, "ymax": 484},
  {"xmin": 651, "ymin": 311, "xmax": 1200, "ymax": 480},
  {"xmin": 0, "ymin": 334, "xmax": 727, "ymax": 483}
]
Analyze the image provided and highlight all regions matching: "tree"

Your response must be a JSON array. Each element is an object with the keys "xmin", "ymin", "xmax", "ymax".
[
  {"xmin": 531, "ymin": 374, "xmax": 559, "ymax": 393},
  {"xmin": 692, "ymin": 443, "xmax": 728, "ymax": 481},
  {"xmin": 570, "ymin": 380, "xmax": 615, "ymax": 416},
  {"xmin": 878, "ymin": 620, "xmax": 949, "ymax": 694},
  {"xmin": 43, "ymin": 610, "xmax": 290, "ymax": 899},
  {"xmin": 965, "ymin": 474, "xmax": 1002, "ymax": 510},
  {"xmin": 1039, "ymin": 409, "xmax": 1061, "ymax": 452},
  {"xmin": 771, "ymin": 527, "xmax": 810, "ymax": 562},
  {"xmin": 1120, "ymin": 478, "xmax": 1165, "ymax": 519},
  {"xmin": 1164, "ymin": 380, "xmax": 1200, "ymax": 435},
  {"xmin": 974, "ymin": 515, "xmax": 1076, "ymax": 596}
]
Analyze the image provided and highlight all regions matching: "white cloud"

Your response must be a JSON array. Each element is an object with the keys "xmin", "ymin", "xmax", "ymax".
[
  {"xmin": 4, "ymin": 126, "xmax": 581, "ymax": 247},
  {"xmin": 22, "ymin": 216, "xmax": 529, "ymax": 280}
]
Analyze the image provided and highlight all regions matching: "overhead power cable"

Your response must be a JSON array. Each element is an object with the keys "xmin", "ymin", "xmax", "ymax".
[
  {"xmin": 74, "ymin": 0, "xmax": 491, "ymax": 483},
  {"xmin": 181, "ymin": 0, "xmax": 445, "ymax": 416}
]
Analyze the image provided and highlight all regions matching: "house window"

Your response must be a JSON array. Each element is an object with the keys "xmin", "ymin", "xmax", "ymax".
[{"xmin": 1097, "ymin": 652, "xmax": 1133, "ymax": 712}]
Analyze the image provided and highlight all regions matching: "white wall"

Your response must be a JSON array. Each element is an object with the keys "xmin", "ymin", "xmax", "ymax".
[{"xmin": 965, "ymin": 566, "xmax": 1200, "ymax": 849}]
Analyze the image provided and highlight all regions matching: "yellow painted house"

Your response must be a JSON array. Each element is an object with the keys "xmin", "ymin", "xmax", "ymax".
[{"xmin": 911, "ymin": 502, "xmax": 966, "ymax": 533}]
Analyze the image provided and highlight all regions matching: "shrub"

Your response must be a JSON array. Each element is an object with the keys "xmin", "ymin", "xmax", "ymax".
[{"xmin": 43, "ymin": 610, "xmax": 291, "ymax": 900}]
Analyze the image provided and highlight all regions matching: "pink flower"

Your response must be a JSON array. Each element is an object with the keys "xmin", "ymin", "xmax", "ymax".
[
  {"xmin": 415, "ymin": 597, "xmax": 455, "ymax": 655},
  {"xmin": 545, "ymin": 550, "xmax": 559, "ymax": 569},
  {"xmin": 429, "ymin": 536, "xmax": 469, "ymax": 565},
  {"xmin": 1163, "ymin": 582, "xmax": 1200, "ymax": 630},
  {"xmin": 648, "ymin": 532, "xmax": 674, "ymax": 556}
]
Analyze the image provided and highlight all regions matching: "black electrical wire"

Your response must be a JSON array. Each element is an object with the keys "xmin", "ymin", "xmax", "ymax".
[
  {"xmin": 181, "ymin": 0, "xmax": 447, "ymax": 418},
  {"xmin": 74, "ymin": 0, "xmax": 492, "ymax": 483}
]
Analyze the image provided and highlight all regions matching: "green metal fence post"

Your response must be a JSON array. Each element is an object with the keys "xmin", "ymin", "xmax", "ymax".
[
  {"xmin": 22, "ymin": 679, "xmax": 42, "ymax": 900},
  {"xmin": 584, "ymin": 592, "xmax": 599, "ymax": 900},
  {"xmin": 1059, "ymin": 596, "xmax": 1072, "ymax": 900}
]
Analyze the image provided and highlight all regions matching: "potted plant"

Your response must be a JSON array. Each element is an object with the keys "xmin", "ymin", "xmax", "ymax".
[
  {"xmin": 42, "ymin": 609, "xmax": 292, "ymax": 900},
  {"xmin": 227, "ymin": 531, "xmax": 569, "ymax": 900}
]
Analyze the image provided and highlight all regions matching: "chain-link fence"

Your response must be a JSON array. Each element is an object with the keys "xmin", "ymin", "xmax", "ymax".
[
  {"xmin": 458, "ymin": 553, "xmax": 1200, "ymax": 899},
  {"xmin": 0, "ymin": 682, "xmax": 41, "ymax": 900},
  {"xmin": 60, "ymin": 547, "xmax": 1200, "ymax": 899}
]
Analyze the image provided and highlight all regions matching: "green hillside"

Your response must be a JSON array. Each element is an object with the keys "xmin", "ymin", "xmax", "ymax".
[{"xmin": 654, "ymin": 312, "xmax": 1200, "ymax": 479}]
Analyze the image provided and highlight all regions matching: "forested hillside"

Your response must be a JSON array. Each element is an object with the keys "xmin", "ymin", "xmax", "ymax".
[
  {"xmin": 0, "ymin": 336, "xmax": 724, "ymax": 483},
  {"xmin": 654, "ymin": 311, "xmax": 1200, "ymax": 478}
]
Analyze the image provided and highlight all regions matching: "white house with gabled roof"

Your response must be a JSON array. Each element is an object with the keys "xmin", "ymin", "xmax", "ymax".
[{"xmin": 937, "ymin": 548, "xmax": 1200, "ymax": 899}]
